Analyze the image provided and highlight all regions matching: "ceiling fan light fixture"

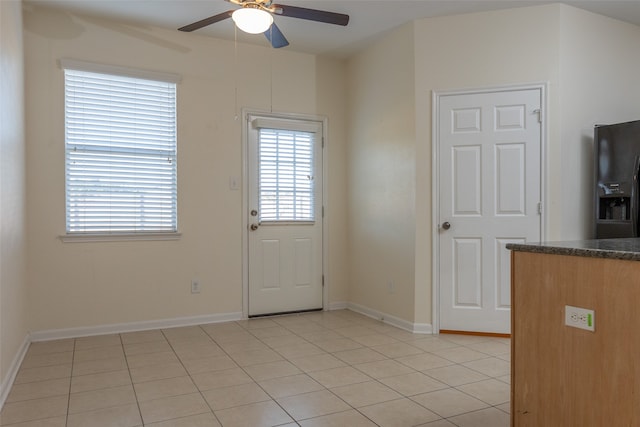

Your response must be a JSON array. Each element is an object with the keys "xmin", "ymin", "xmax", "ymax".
[{"xmin": 232, "ymin": 8, "xmax": 273, "ymax": 34}]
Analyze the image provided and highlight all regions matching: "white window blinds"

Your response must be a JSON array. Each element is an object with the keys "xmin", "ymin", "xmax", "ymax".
[
  {"xmin": 258, "ymin": 128, "xmax": 316, "ymax": 222},
  {"xmin": 64, "ymin": 65, "xmax": 178, "ymax": 234}
]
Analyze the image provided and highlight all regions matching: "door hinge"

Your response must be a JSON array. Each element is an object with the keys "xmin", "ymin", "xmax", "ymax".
[
  {"xmin": 322, "ymin": 206, "xmax": 325, "ymax": 218},
  {"xmin": 537, "ymin": 201, "xmax": 543, "ymax": 215},
  {"xmin": 533, "ymin": 108, "xmax": 542, "ymax": 123},
  {"xmin": 321, "ymin": 137, "xmax": 325, "ymax": 149},
  {"xmin": 322, "ymin": 275, "xmax": 325, "ymax": 287}
]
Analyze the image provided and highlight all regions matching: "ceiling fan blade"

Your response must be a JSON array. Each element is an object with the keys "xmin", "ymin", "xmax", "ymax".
[
  {"xmin": 263, "ymin": 23, "xmax": 289, "ymax": 48},
  {"xmin": 178, "ymin": 10, "xmax": 234, "ymax": 32},
  {"xmin": 273, "ymin": 4, "xmax": 349, "ymax": 26}
]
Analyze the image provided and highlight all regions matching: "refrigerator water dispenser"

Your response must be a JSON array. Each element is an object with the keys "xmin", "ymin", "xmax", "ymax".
[{"xmin": 598, "ymin": 195, "xmax": 630, "ymax": 221}]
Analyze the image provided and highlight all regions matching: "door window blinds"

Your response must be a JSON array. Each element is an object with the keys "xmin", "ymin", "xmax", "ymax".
[
  {"xmin": 258, "ymin": 128, "xmax": 316, "ymax": 222},
  {"xmin": 63, "ymin": 64, "xmax": 178, "ymax": 234}
]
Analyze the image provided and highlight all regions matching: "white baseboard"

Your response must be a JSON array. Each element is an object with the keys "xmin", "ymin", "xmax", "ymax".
[
  {"xmin": 347, "ymin": 302, "xmax": 433, "ymax": 334},
  {"xmin": 0, "ymin": 334, "xmax": 30, "ymax": 408},
  {"xmin": 327, "ymin": 301, "xmax": 348, "ymax": 311},
  {"xmin": 26, "ymin": 304, "xmax": 429, "ymax": 343},
  {"xmin": 30, "ymin": 311, "xmax": 243, "ymax": 342},
  {"xmin": 412, "ymin": 322, "xmax": 434, "ymax": 334}
]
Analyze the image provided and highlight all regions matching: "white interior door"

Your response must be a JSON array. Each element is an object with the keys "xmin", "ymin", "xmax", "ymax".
[
  {"xmin": 247, "ymin": 114, "xmax": 323, "ymax": 316},
  {"xmin": 437, "ymin": 87, "xmax": 542, "ymax": 334}
]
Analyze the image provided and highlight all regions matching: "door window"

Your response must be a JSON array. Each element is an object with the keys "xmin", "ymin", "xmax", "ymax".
[{"xmin": 258, "ymin": 128, "xmax": 315, "ymax": 223}]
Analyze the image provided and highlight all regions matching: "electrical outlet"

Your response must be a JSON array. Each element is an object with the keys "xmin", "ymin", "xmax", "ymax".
[
  {"xmin": 565, "ymin": 305, "xmax": 595, "ymax": 331},
  {"xmin": 191, "ymin": 279, "xmax": 201, "ymax": 294}
]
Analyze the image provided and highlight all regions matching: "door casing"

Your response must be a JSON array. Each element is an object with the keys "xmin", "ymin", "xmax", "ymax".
[
  {"xmin": 431, "ymin": 83, "xmax": 548, "ymax": 333},
  {"xmin": 242, "ymin": 109, "xmax": 329, "ymax": 318}
]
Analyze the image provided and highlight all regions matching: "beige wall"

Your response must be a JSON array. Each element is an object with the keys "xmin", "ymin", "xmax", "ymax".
[
  {"xmin": 345, "ymin": 5, "xmax": 563, "ymax": 327},
  {"xmin": 413, "ymin": 4, "xmax": 562, "ymax": 326},
  {"xmin": 316, "ymin": 57, "xmax": 349, "ymax": 305},
  {"xmin": 347, "ymin": 4, "xmax": 640, "ymax": 327},
  {"xmin": 414, "ymin": 4, "xmax": 640, "ymax": 325},
  {"xmin": 0, "ymin": 0, "xmax": 29, "ymax": 396},
  {"xmin": 346, "ymin": 23, "xmax": 417, "ymax": 322},
  {"xmin": 24, "ymin": 5, "xmax": 348, "ymax": 332},
  {"xmin": 557, "ymin": 5, "xmax": 640, "ymax": 239}
]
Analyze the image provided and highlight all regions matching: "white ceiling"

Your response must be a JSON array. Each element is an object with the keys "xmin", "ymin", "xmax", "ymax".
[{"xmin": 24, "ymin": 0, "xmax": 640, "ymax": 58}]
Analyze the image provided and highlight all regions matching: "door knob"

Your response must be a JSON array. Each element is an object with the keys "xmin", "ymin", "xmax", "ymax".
[
  {"xmin": 442, "ymin": 222, "xmax": 451, "ymax": 230},
  {"xmin": 250, "ymin": 224, "xmax": 259, "ymax": 231}
]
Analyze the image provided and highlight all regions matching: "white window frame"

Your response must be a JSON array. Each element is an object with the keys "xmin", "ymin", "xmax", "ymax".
[
  {"xmin": 251, "ymin": 118, "xmax": 321, "ymax": 225},
  {"xmin": 60, "ymin": 59, "xmax": 182, "ymax": 243}
]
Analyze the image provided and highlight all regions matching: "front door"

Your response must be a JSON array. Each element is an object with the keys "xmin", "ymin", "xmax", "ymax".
[
  {"xmin": 436, "ymin": 87, "xmax": 543, "ymax": 334},
  {"xmin": 247, "ymin": 114, "xmax": 323, "ymax": 316}
]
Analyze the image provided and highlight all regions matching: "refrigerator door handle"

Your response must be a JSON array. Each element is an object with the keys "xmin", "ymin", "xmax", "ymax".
[{"xmin": 632, "ymin": 156, "xmax": 640, "ymax": 237}]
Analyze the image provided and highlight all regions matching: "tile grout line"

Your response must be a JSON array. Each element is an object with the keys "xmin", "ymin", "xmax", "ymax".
[
  {"xmin": 320, "ymin": 315, "xmax": 438, "ymax": 426},
  {"xmin": 64, "ymin": 338, "xmax": 76, "ymax": 427},
  {"xmin": 199, "ymin": 322, "xmax": 279, "ymax": 422},
  {"xmin": 425, "ymin": 339, "xmax": 511, "ymax": 424},
  {"xmin": 232, "ymin": 319, "xmax": 316, "ymax": 426},
  {"xmin": 119, "ymin": 333, "xmax": 145, "ymax": 427},
  {"xmin": 241, "ymin": 317, "xmax": 384, "ymax": 427},
  {"xmin": 192, "ymin": 325, "xmax": 231, "ymax": 426},
  {"xmin": 261, "ymin": 317, "xmax": 507, "ymax": 424}
]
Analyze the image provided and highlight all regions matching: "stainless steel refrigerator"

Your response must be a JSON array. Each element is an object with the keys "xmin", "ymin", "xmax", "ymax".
[{"xmin": 595, "ymin": 119, "xmax": 640, "ymax": 238}]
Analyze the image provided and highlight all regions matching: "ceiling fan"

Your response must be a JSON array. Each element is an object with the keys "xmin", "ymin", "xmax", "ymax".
[{"xmin": 178, "ymin": 0, "xmax": 350, "ymax": 48}]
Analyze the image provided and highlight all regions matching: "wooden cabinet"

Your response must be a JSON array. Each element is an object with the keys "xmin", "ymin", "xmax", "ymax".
[{"xmin": 511, "ymin": 251, "xmax": 640, "ymax": 426}]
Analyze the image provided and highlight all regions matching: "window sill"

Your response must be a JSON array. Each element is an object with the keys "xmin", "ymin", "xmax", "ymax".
[{"xmin": 59, "ymin": 232, "xmax": 182, "ymax": 243}]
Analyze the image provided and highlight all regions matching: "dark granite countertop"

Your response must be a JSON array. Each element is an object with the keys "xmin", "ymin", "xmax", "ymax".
[{"xmin": 506, "ymin": 238, "xmax": 640, "ymax": 261}]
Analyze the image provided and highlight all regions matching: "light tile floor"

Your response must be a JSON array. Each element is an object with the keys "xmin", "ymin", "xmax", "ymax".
[{"xmin": 0, "ymin": 310, "xmax": 511, "ymax": 427}]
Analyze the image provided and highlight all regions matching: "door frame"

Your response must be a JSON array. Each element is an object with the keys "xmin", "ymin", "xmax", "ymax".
[
  {"xmin": 241, "ymin": 108, "xmax": 329, "ymax": 318},
  {"xmin": 431, "ymin": 83, "xmax": 548, "ymax": 333}
]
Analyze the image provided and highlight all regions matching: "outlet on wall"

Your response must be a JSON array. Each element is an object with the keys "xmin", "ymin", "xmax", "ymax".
[
  {"xmin": 191, "ymin": 279, "xmax": 201, "ymax": 294},
  {"xmin": 565, "ymin": 305, "xmax": 595, "ymax": 331}
]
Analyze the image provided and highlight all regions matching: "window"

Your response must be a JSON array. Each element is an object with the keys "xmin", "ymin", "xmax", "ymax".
[
  {"xmin": 258, "ymin": 128, "xmax": 315, "ymax": 222},
  {"xmin": 62, "ymin": 60, "xmax": 179, "ymax": 237},
  {"xmin": 248, "ymin": 116, "xmax": 322, "ymax": 224}
]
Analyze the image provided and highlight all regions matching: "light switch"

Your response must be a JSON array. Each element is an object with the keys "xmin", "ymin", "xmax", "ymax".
[{"xmin": 229, "ymin": 176, "xmax": 240, "ymax": 190}]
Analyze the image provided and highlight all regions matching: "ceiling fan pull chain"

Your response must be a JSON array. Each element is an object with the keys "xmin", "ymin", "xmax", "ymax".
[
  {"xmin": 269, "ymin": 26, "xmax": 273, "ymax": 113},
  {"xmin": 234, "ymin": 24, "xmax": 239, "ymax": 120}
]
